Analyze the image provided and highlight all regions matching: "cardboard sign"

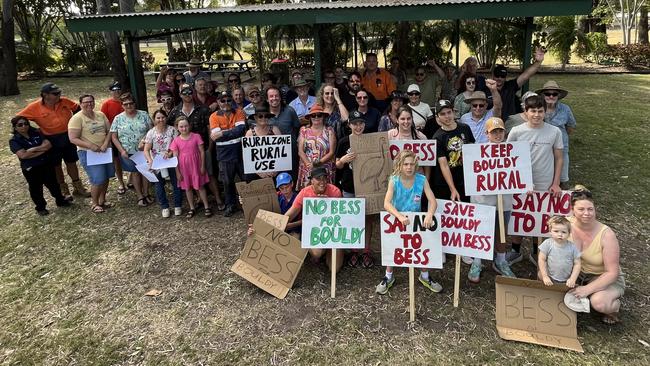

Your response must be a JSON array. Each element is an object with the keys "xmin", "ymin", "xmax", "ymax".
[
  {"xmin": 436, "ymin": 199, "xmax": 496, "ymax": 260},
  {"xmin": 462, "ymin": 142, "xmax": 533, "ymax": 196},
  {"xmin": 495, "ymin": 276, "xmax": 583, "ymax": 352},
  {"xmin": 236, "ymin": 178, "xmax": 281, "ymax": 225},
  {"xmin": 255, "ymin": 209, "xmax": 289, "ymax": 231},
  {"xmin": 242, "ymin": 135, "xmax": 292, "ymax": 174},
  {"xmin": 301, "ymin": 198, "xmax": 366, "ymax": 249},
  {"xmin": 231, "ymin": 212, "xmax": 307, "ymax": 299},
  {"xmin": 380, "ymin": 211, "xmax": 443, "ymax": 269},
  {"xmin": 507, "ymin": 191, "xmax": 572, "ymax": 237},
  {"xmin": 388, "ymin": 140, "xmax": 437, "ymax": 166},
  {"xmin": 350, "ymin": 133, "xmax": 392, "ymax": 214}
]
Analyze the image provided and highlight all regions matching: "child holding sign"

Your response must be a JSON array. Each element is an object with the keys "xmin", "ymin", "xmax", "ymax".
[
  {"xmin": 376, "ymin": 150, "xmax": 440, "ymax": 294},
  {"xmin": 538, "ymin": 215, "xmax": 581, "ymax": 287}
]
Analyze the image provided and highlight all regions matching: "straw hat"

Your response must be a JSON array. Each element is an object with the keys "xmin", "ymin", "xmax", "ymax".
[
  {"xmin": 535, "ymin": 80, "xmax": 568, "ymax": 99},
  {"xmin": 463, "ymin": 91, "xmax": 488, "ymax": 104}
]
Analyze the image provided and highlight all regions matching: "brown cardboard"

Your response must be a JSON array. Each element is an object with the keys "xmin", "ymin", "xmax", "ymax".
[
  {"xmin": 256, "ymin": 209, "xmax": 289, "ymax": 230},
  {"xmin": 350, "ymin": 132, "xmax": 392, "ymax": 214},
  {"xmin": 495, "ymin": 276, "xmax": 583, "ymax": 352},
  {"xmin": 231, "ymin": 214, "xmax": 307, "ymax": 299},
  {"xmin": 236, "ymin": 178, "xmax": 281, "ymax": 225}
]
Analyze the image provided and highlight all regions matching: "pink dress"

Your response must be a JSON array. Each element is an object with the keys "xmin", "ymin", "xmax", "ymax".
[{"xmin": 169, "ymin": 132, "xmax": 209, "ymax": 190}]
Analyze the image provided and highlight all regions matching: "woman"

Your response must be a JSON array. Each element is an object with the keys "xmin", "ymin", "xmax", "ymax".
[
  {"xmin": 156, "ymin": 67, "xmax": 179, "ymax": 103},
  {"xmin": 505, "ymin": 91, "xmax": 538, "ymax": 135},
  {"xmin": 568, "ymin": 186, "xmax": 625, "ymax": 325},
  {"xmin": 536, "ymin": 81, "xmax": 576, "ymax": 189},
  {"xmin": 68, "ymin": 94, "xmax": 115, "ymax": 213},
  {"xmin": 453, "ymin": 74, "xmax": 476, "ymax": 119},
  {"xmin": 144, "ymin": 109, "xmax": 182, "ymax": 218},
  {"xmin": 315, "ymin": 84, "xmax": 349, "ymax": 141},
  {"xmin": 387, "ymin": 105, "xmax": 427, "ymax": 141},
  {"xmin": 296, "ymin": 104, "xmax": 337, "ymax": 190},
  {"xmin": 245, "ymin": 103, "xmax": 282, "ymax": 181},
  {"xmin": 9, "ymin": 116, "xmax": 71, "ymax": 215},
  {"xmin": 378, "ymin": 90, "xmax": 408, "ymax": 132},
  {"xmin": 110, "ymin": 93, "xmax": 153, "ymax": 207}
]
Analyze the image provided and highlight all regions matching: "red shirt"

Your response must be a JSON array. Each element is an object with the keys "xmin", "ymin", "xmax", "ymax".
[
  {"xmin": 18, "ymin": 97, "xmax": 79, "ymax": 135},
  {"xmin": 100, "ymin": 98, "xmax": 124, "ymax": 124},
  {"xmin": 291, "ymin": 184, "xmax": 342, "ymax": 212}
]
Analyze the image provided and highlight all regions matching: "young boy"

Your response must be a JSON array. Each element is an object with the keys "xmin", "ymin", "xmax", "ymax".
[
  {"xmin": 276, "ymin": 172, "xmax": 301, "ymax": 235},
  {"xmin": 538, "ymin": 215, "xmax": 581, "ymax": 287}
]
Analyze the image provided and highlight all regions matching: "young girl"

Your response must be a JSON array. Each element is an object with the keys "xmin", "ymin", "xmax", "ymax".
[
  {"xmin": 169, "ymin": 117, "xmax": 211, "ymax": 218},
  {"xmin": 376, "ymin": 150, "xmax": 440, "ymax": 294},
  {"xmin": 538, "ymin": 215, "xmax": 581, "ymax": 287}
]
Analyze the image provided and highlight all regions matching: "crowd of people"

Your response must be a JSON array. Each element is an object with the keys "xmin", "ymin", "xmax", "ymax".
[{"xmin": 9, "ymin": 49, "xmax": 622, "ymax": 324}]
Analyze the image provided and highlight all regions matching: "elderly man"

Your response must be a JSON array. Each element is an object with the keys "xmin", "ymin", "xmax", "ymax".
[
  {"xmin": 288, "ymin": 79, "xmax": 316, "ymax": 119},
  {"xmin": 18, "ymin": 82, "xmax": 90, "ymax": 198},
  {"xmin": 459, "ymin": 80, "xmax": 502, "ymax": 143},
  {"xmin": 361, "ymin": 52, "xmax": 395, "ymax": 111},
  {"xmin": 193, "ymin": 77, "xmax": 218, "ymax": 112},
  {"xmin": 183, "ymin": 58, "xmax": 210, "ymax": 86}
]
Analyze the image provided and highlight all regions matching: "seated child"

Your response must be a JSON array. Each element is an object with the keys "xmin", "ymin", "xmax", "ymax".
[
  {"xmin": 276, "ymin": 173, "xmax": 301, "ymax": 235},
  {"xmin": 538, "ymin": 215, "xmax": 581, "ymax": 287}
]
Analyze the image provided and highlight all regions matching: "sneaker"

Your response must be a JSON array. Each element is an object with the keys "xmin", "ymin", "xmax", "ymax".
[
  {"xmin": 418, "ymin": 275, "xmax": 443, "ymax": 293},
  {"xmin": 468, "ymin": 261, "xmax": 482, "ymax": 283},
  {"xmin": 493, "ymin": 261, "xmax": 517, "ymax": 278},
  {"xmin": 376, "ymin": 276, "xmax": 395, "ymax": 295},
  {"xmin": 528, "ymin": 252, "xmax": 538, "ymax": 268},
  {"xmin": 462, "ymin": 256, "xmax": 473, "ymax": 265},
  {"xmin": 506, "ymin": 250, "xmax": 523, "ymax": 265},
  {"xmin": 174, "ymin": 207, "xmax": 182, "ymax": 216},
  {"xmin": 162, "ymin": 208, "xmax": 171, "ymax": 218}
]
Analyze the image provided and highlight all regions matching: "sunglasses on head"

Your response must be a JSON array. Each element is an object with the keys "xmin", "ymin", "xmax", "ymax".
[
  {"xmin": 471, "ymin": 103, "xmax": 485, "ymax": 108},
  {"xmin": 571, "ymin": 190, "xmax": 592, "ymax": 199},
  {"xmin": 356, "ymin": 95, "xmax": 368, "ymax": 100},
  {"xmin": 544, "ymin": 92, "xmax": 559, "ymax": 97}
]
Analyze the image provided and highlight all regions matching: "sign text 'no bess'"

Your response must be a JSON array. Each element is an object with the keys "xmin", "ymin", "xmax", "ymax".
[
  {"xmin": 301, "ymin": 198, "xmax": 366, "ymax": 249},
  {"xmin": 389, "ymin": 140, "xmax": 437, "ymax": 166},
  {"xmin": 380, "ymin": 211, "xmax": 443, "ymax": 268},
  {"xmin": 462, "ymin": 142, "xmax": 533, "ymax": 196},
  {"xmin": 242, "ymin": 135, "xmax": 292, "ymax": 174}
]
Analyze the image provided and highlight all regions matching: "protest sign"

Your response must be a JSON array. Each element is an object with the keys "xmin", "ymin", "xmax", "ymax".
[
  {"xmin": 495, "ymin": 276, "xmax": 583, "ymax": 352},
  {"xmin": 236, "ymin": 178, "xmax": 281, "ymax": 225},
  {"xmin": 231, "ymin": 211, "xmax": 307, "ymax": 299},
  {"xmin": 436, "ymin": 199, "xmax": 496, "ymax": 260},
  {"xmin": 462, "ymin": 142, "xmax": 533, "ymax": 196},
  {"xmin": 380, "ymin": 211, "xmax": 443, "ymax": 268},
  {"xmin": 388, "ymin": 140, "xmax": 437, "ymax": 166},
  {"xmin": 242, "ymin": 135, "xmax": 292, "ymax": 174},
  {"xmin": 255, "ymin": 209, "xmax": 289, "ymax": 230},
  {"xmin": 350, "ymin": 133, "xmax": 392, "ymax": 214},
  {"xmin": 301, "ymin": 198, "xmax": 366, "ymax": 249},
  {"xmin": 507, "ymin": 191, "xmax": 572, "ymax": 237}
]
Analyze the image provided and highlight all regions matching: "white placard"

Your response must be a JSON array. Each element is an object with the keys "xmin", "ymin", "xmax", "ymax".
[
  {"xmin": 388, "ymin": 140, "xmax": 437, "ymax": 166},
  {"xmin": 151, "ymin": 155, "xmax": 178, "ymax": 169},
  {"xmin": 507, "ymin": 191, "xmax": 573, "ymax": 237},
  {"xmin": 301, "ymin": 198, "xmax": 365, "ymax": 249},
  {"xmin": 436, "ymin": 199, "xmax": 496, "ymax": 260},
  {"xmin": 135, "ymin": 163, "xmax": 159, "ymax": 183},
  {"xmin": 130, "ymin": 151, "xmax": 147, "ymax": 166},
  {"xmin": 242, "ymin": 135, "xmax": 292, "ymax": 174},
  {"xmin": 380, "ymin": 211, "xmax": 443, "ymax": 268},
  {"xmin": 462, "ymin": 142, "xmax": 533, "ymax": 196},
  {"xmin": 86, "ymin": 148, "xmax": 113, "ymax": 166}
]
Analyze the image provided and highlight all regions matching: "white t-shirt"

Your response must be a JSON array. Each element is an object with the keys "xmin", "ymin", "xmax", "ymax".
[
  {"xmin": 408, "ymin": 102, "xmax": 433, "ymax": 130},
  {"xmin": 507, "ymin": 123, "xmax": 563, "ymax": 191}
]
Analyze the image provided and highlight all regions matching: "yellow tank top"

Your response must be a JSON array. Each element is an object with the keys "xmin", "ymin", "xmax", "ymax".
[{"xmin": 574, "ymin": 224, "xmax": 609, "ymax": 275}]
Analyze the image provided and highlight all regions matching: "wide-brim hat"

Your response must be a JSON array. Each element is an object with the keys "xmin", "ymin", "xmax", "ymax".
[
  {"xmin": 305, "ymin": 104, "xmax": 330, "ymax": 118},
  {"xmin": 464, "ymin": 91, "xmax": 488, "ymax": 104},
  {"xmin": 564, "ymin": 292, "xmax": 590, "ymax": 313},
  {"xmin": 387, "ymin": 90, "xmax": 408, "ymax": 103},
  {"xmin": 254, "ymin": 102, "xmax": 271, "ymax": 114},
  {"xmin": 186, "ymin": 58, "xmax": 202, "ymax": 67},
  {"xmin": 536, "ymin": 80, "xmax": 568, "ymax": 99},
  {"xmin": 293, "ymin": 78, "xmax": 308, "ymax": 88}
]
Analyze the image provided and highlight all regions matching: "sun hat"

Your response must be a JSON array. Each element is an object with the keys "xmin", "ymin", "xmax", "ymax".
[
  {"xmin": 485, "ymin": 117, "xmax": 505, "ymax": 132},
  {"xmin": 493, "ymin": 64, "xmax": 508, "ymax": 78},
  {"xmin": 305, "ymin": 104, "xmax": 330, "ymax": 118},
  {"xmin": 293, "ymin": 78, "xmax": 308, "ymax": 88},
  {"xmin": 186, "ymin": 58, "xmax": 202, "ymax": 67},
  {"xmin": 387, "ymin": 90, "xmax": 408, "ymax": 103},
  {"xmin": 254, "ymin": 102, "xmax": 271, "ymax": 114},
  {"xmin": 275, "ymin": 172, "xmax": 293, "ymax": 188},
  {"xmin": 463, "ymin": 91, "xmax": 488, "ymax": 104},
  {"xmin": 564, "ymin": 292, "xmax": 590, "ymax": 313},
  {"xmin": 535, "ymin": 80, "xmax": 569, "ymax": 99},
  {"xmin": 109, "ymin": 81, "xmax": 122, "ymax": 91}
]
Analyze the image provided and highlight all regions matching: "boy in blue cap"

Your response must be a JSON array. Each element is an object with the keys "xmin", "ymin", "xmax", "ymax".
[{"xmin": 276, "ymin": 172, "xmax": 301, "ymax": 234}]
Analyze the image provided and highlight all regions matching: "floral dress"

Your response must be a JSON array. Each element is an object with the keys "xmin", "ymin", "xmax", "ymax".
[{"xmin": 296, "ymin": 125, "xmax": 335, "ymax": 190}]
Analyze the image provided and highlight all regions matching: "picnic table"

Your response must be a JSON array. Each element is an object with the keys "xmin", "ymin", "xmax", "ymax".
[{"xmin": 206, "ymin": 60, "xmax": 253, "ymax": 78}]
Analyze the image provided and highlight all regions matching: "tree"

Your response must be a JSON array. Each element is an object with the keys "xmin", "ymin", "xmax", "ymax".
[
  {"xmin": 604, "ymin": 0, "xmax": 646, "ymax": 44},
  {"xmin": 639, "ymin": 5, "xmax": 648, "ymax": 44},
  {"xmin": 96, "ymin": 0, "xmax": 129, "ymax": 87},
  {"xmin": 13, "ymin": 0, "xmax": 60, "ymax": 75},
  {"xmin": 1, "ymin": 0, "xmax": 19, "ymax": 95},
  {"xmin": 542, "ymin": 16, "xmax": 590, "ymax": 70}
]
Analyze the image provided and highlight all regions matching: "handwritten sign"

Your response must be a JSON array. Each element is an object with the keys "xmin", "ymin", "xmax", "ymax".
[
  {"xmin": 350, "ymin": 133, "xmax": 392, "ymax": 214},
  {"xmin": 301, "ymin": 198, "xmax": 366, "ymax": 249},
  {"xmin": 462, "ymin": 142, "xmax": 533, "ymax": 196},
  {"xmin": 388, "ymin": 140, "xmax": 437, "ymax": 166},
  {"xmin": 380, "ymin": 211, "xmax": 443, "ymax": 268},
  {"xmin": 507, "ymin": 191, "xmax": 572, "ymax": 237},
  {"xmin": 496, "ymin": 276, "xmax": 583, "ymax": 352},
  {"xmin": 436, "ymin": 199, "xmax": 495, "ymax": 260},
  {"xmin": 242, "ymin": 135, "xmax": 292, "ymax": 174},
  {"xmin": 236, "ymin": 178, "xmax": 281, "ymax": 225}
]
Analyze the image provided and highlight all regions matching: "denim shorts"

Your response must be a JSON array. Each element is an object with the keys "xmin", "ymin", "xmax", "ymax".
[
  {"xmin": 78, "ymin": 150, "xmax": 116, "ymax": 185},
  {"xmin": 119, "ymin": 154, "xmax": 139, "ymax": 173}
]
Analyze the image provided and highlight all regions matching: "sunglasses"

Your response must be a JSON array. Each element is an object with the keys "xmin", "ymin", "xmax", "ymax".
[
  {"xmin": 248, "ymin": 92, "xmax": 260, "ymax": 98},
  {"xmin": 324, "ymin": 92, "xmax": 334, "ymax": 96},
  {"xmin": 416, "ymin": 73, "xmax": 425, "ymax": 76},
  {"xmin": 15, "ymin": 122, "xmax": 29, "ymax": 127},
  {"xmin": 356, "ymin": 96, "xmax": 368, "ymax": 100},
  {"xmin": 161, "ymin": 97, "xmax": 173, "ymax": 102},
  {"xmin": 471, "ymin": 103, "xmax": 486, "ymax": 108},
  {"xmin": 311, "ymin": 113, "xmax": 325, "ymax": 118},
  {"xmin": 466, "ymin": 80, "xmax": 476, "ymax": 85},
  {"xmin": 122, "ymin": 102, "xmax": 135, "ymax": 106},
  {"xmin": 408, "ymin": 92, "xmax": 420, "ymax": 96},
  {"xmin": 544, "ymin": 92, "xmax": 559, "ymax": 97},
  {"xmin": 571, "ymin": 190, "xmax": 592, "ymax": 199},
  {"xmin": 220, "ymin": 99, "xmax": 232, "ymax": 103},
  {"xmin": 81, "ymin": 100, "xmax": 95, "ymax": 104},
  {"xmin": 256, "ymin": 113, "xmax": 274, "ymax": 119},
  {"xmin": 181, "ymin": 90, "xmax": 193, "ymax": 96},
  {"xmin": 228, "ymin": 79, "xmax": 239, "ymax": 83},
  {"xmin": 349, "ymin": 80, "xmax": 361, "ymax": 84}
]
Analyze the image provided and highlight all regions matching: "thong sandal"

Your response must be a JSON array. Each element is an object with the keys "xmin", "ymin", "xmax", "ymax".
[
  {"xmin": 361, "ymin": 252, "xmax": 375, "ymax": 268},
  {"xmin": 602, "ymin": 313, "xmax": 620, "ymax": 325},
  {"xmin": 204, "ymin": 208, "xmax": 213, "ymax": 217},
  {"xmin": 100, "ymin": 202, "xmax": 114, "ymax": 209},
  {"xmin": 91, "ymin": 204, "xmax": 105, "ymax": 213},
  {"xmin": 186, "ymin": 209, "xmax": 195, "ymax": 218},
  {"xmin": 137, "ymin": 197, "xmax": 148, "ymax": 207}
]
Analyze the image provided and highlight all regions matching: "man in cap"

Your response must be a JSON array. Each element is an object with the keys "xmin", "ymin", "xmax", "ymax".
[
  {"xmin": 459, "ymin": 79, "xmax": 502, "ymax": 143},
  {"xmin": 288, "ymin": 78, "xmax": 316, "ymax": 120},
  {"xmin": 361, "ymin": 52, "xmax": 395, "ymax": 111},
  {"xmin": 183, "ymin": 58, "xmax": 210, "ymax": 86},
  {"xmin": 242, "ymin": 85, "xmax": 263, "ymax": 118},
  {"xmin": 406, "ymin": 84, "xmax": 434, "ymax": 131},
  {"xmin": 18, "ymin": 82, "xmax": 90, "ymax": 198},
  {"xmin": 100, "ymin": 81, "xmax": 127, "ymax": 194}
]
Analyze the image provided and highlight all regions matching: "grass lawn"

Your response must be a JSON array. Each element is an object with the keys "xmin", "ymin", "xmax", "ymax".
[{"xmin": 0, "ymin": 74, "xmax": 648, "ymax": 365}]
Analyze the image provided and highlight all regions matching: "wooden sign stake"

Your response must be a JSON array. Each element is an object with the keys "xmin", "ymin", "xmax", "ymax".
[
  {"xmin": 453, "ymin": 255, "xmax": 461, "ymax": 307},
  {"xmin": 497, "ymin": 194, "xmax": 506, "ymax": 244},
  {"xmin": 409, "ymin": 267, "xmax": 416, "ymax": 322},
  {"xmin": 331, "ymin": 249, "xmax": 337, "ymax": 298}
]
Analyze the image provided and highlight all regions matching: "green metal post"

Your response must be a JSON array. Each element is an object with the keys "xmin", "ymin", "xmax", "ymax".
[
  {"xmin": 455, "ymin": 19, "xmax": 460, "ymax": 68},
  {"xmin": 522, "ymin": 17, "xmax": 534, "ymax": 93},
  {"xmin": 313, "ymin": 23, "xmax": 321, "ymax": 89},
  {"xmin": 256, "ymin": 25, "xmax": 264, "ymax": 77},
  {"xmin": 124, "ymin": 31, "xmax": 141, "ymax": 108}
]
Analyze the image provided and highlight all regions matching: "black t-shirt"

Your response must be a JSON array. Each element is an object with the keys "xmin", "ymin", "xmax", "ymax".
[
  {"xmin": 431, "ymin": 122, "xmax": 475, "ymax": 187},
  {"xmin": 335, "ymin": 135, "xmax": 355, "ymax": 194},
  {"xmin": 338, "ymin": 86, "xmax": 377, "ymax": 113},
  {"xmin": 355, "ymin": 108, "xmax": 381, "ymax": 134},
  {"xmin": 9, "ymin": 129, "xmax": 51, "ymax": 170},
  {"xmin": 485, "ymin": 79, "xmax": 521, "ymax": 121},
  {"xmin": 167, "ymin": 104, "xmax": 211, "ymax": 144}
]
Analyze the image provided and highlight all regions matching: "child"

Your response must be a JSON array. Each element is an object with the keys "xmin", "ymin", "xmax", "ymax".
[
  {"xmin": 376, "ymin": 150, "xmax": 439, "ymax": 295},
  {"xmin": 169, "ymin": 117, "xmax": 211, "ymax": 218},
  {"xmin": 538, "ymin": 215, "xmax": 581, "ymax": 287},
  {"xmin": 468, "ymin": 117, "xmax": 516, "ymax": 282},
  {"xmin": 275, "ymin": 172, "xmax": 301, "ymax": 235}
]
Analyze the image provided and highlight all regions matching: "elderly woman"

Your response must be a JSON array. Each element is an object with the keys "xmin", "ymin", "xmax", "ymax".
[
  {"xmin": 9, "ymin": 116, "xmax": 72, "ymax": 215},
  {"xmin": 378, "ymin": 90, "xmax": 408, "ymax": 132},
  {"xmin": 110, "ymin": 93, "xmax": 153, "ymax": 207},
  {"xmin": 505, "ymin": 91, "xmax": 538, "ymax": 135},
  {"xmin": 68, "ymin": 94, "xmax": 115, "ymax": 213},
  {"xmin": 453, "ymin": 74, "xmax": 476, "ymax": 119},
  {"xmin": 296, "ymin": 105, "xmax": 337, "ymax": 191},
  {"xmin": 536, "ymin": 81, "xmax": 576, "ymax": 189},
  {"xmin": 315, "ymin": 84, "xmax": 349, "ymax": 141},
  {"xmin": 568, "ymin": 186, "xmax": 625, "ymax": 324}
]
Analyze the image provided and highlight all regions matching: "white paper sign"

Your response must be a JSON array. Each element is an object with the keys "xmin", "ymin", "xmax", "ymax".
[
  {"xmin": 242, "ymin": 135, "xmax": 292, "ymax": 174},
  {"xmin": 436, "ymin": 199, "xmax": 496, "ymax": 260},
  {"xmin": 301, "ymin": 198, "xmax": 365, "ymax": 249},
  {"xmin": 462, "ymin": 142, "xmax": 533, "ymax": 196},
  {"xmin": 380, "ymin": 211, "xmax": 443, "ymax": 268},
  {"xmin": 388, "ymin": 140, "xmax": 437, "ymax": 166},
  {"xmin": 130, "ymin": 151, "xmax": 148, "ymax": 166},
  {"xmin": 151, "ymin": 155, "xmax": 178, "ymax": 169},
  {"xmin": 86, "ymin": 148, "xmax": 113, "ymax": 166},
  {"xmin": 135, "ymin": 163, "xmax": 159, "ymax": 183},
  {"xmin": 507, "ymin": 191, "xmax": 573, "ymax": 237}
]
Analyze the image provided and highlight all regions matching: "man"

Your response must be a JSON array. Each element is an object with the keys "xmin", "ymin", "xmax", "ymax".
[
  {"xmin": 288, "ymin": 79, "xmax": 316, "ymax": 120},
  {"xmin": 226, "ymin": 73, "xmax": 241, "ymax": 91},
  {"xmin": 284, "ymin": 166, "xmax": 344, "ymax": 272},
  {"xmin": 334, "ymin": 66, "xmax": 347, "ymax": 90},
  {"xmin": 100, "ymin": 81, "xmax": 127, "ymax": 194},
  {"xmin": 284, "ymin": 69, "xmax": 316, "ymax": 103},
  {"xmin": 322, "ymin": 69, "xmax": 336, "ymax": 87},
  {"xmin": 361, "ymin": 52, "xmax": 396, "ymax": 111},
  {"xmin": 183, "ymin": 58, "xmax": 210, "ymax": 86},
  {"xmin": 267, "ymin": 86, "xmax": 300, "ymax": 179},
  {"xmin": 459, "ymin": 80, "xmax": 502, "ymax": 143},
  {"xmin": 351, "ymin": 90, "xmax": 381, "ymax": 134},
  {"xmin": 388, "ymin": 56, "xmax": 407, "ymax": 89},
  {"xmin": 339, "ymin": 71, "xmax": 376, "ymax": 112},
  {"xmin": 193, "ymin": 77, "xmax": 218, "ymax": 112},
  {"xmin": 405, "ymin": 66, "xmax": 438, "ymax": 107},
  {"xmin": 406, "ymin": 84, "xmax": 434, "ymax": 132},
  {"xmin": 242, "ymin": 85, "xmax": 263, "ymax": 118},
  {"xmin": 18, "ymin": 82, "xmax": 90, "ymax": 198},
  {"xmin": 210, "ymin": 91, "xmax": 247, "ymax": 217}
]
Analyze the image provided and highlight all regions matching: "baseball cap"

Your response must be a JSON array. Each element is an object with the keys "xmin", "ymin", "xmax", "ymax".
[
  {"xmin": 435, "ymin": 99, "xmax": 453, "ymax": 114},
  {"xmin": 407, "ymin": 84, "xmax": 421, "ymax": 94},
  {"xmin": 564, "ymin": 292, "xmax": 590, "ymax": 313},
  {"xmin": 493, "ymin": 64, "xmax": 508, "ymax": 78},
  {"xmin": 485, "ymin": 117, "xmax": 505, "ymax": 132},
  {"xmin": 41, "ymin": 82, "xmax": 61, "ymax": 94},
  {"xmin": 309, "ymin": 166, "xmax": 328, "ymax": 179},
  {"xmin": 216, "ymin": 90, "xmax": 232, "ymax": 100},
  {"xmin": 109, "ymin": 81, "xmax": 122, "ymax": 91},
  {"xmin": 348, "ymin": 110, "xmax": 365, "ymax": 124},
  {"xmin": 275, "ymin": 173, "xmax": 293, "ymax": 188}
]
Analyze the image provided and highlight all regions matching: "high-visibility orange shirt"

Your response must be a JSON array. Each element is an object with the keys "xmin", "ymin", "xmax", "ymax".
[
  {"xmin": 361, "ymin": 68, "xmax": 396, "ymax": 100},
  {"xmin": 209, "ymin": 109, "xmax": 246, "ymax": 131},
  {"xmin": 18, "ymin": 97, "xmax": 79, "ymax": 135},
  {"xmin": 100, "ymin": 98, "xmax": 124, "ymax": 124}
]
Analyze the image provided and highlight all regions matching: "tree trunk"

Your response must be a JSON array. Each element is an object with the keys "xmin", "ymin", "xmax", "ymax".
[
  {"xmin": 165, "ymin": 34, "xmax": 175, "ymax": 61},
  {"xmin": 119, "ymin": 0, "xmax": 147, "ymax": 109},
  {"xmin": 96, "ymin": 0, "xmax": 128, "ymax": 88},
  {"xmin": 318, "ymin": 24, "xmax": 336, "ymax": 71},
  {"xmin": 640, "ymin": 5, "xmax": 649, "ymax": 44},
  {"xmin": 392, "ymin": 22, "xmax": 411, "ymax": 68},
  {"xmin": 1, "ymin": 0, "xmax": 20, "ymax": 96}
]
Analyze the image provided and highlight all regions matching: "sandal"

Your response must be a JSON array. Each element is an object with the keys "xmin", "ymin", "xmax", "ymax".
[
  {"xmin": 137, "ymin": 197, "xmax": 148, "ymax": 207},
  {"xmin": 100, "ymin": 202, "xmax": 114, "ymax": 209},
  {"xmin": 361, "ymin": 252, "xmax": 375, "ymax": 269},
  {"xmin": 146, "ymin": 195, "xmax": 155, "ymax": 204},
  {"xmin": 116, "ymin": 186, "xmax": 127, "ymax": 195},
  {"xmin": 347, "ymin": 252, "xmax": 360, "ymax": 268},
  {"xmin": 127, "ymin": 183, "xmax": 134, "ymax": 190},
  {"xmin": 204, "ymin": 208, "xmax": 213, "ymax": 217},
  {"xmin": 602, "ymin": 313, "xmax": 620, "ymax": 325},
  {"xmin": 186, "ymin": 209, "xmax": 195, "ymax": 218},
  {"xmin": 91, "ymin": 204, "xmax": 105, "ymax": 213}
]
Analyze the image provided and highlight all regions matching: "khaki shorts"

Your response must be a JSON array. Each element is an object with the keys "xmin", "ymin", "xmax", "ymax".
[{"xmin": 579, "ymin": 272, "xmax": 625, "ymax": 297}]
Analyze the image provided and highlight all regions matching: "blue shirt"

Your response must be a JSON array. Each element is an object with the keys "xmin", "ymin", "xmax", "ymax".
[
  {"xmin": 460, "ymin": 109, "xmax": 493, "ymax": 144},
  {"xmin": 544, "ymin": 102, "xmax": 576, "ymax": 150},
  {"xmin": 288, "ymin": 96, "xmax": 316, "ymax": 118},
  {"xmin": 391, "ymin": 173, "xmax": 425, "ymax": 212}
]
